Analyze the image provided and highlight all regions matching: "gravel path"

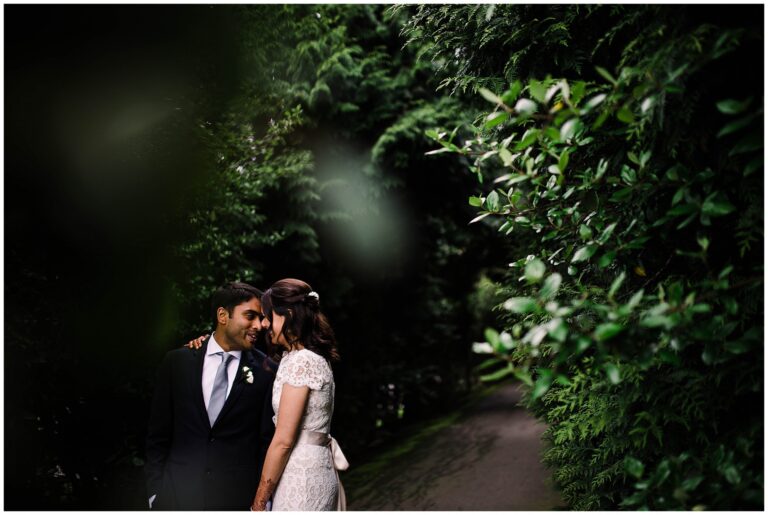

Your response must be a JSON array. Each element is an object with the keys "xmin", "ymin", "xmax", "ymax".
[{"xmin": 346, "ymin": 381, "xmax": 564, "ymax": 510}]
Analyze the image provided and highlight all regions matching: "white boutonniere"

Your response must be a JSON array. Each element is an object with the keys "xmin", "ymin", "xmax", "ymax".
[{"xmin": 242, "ymin": 366, "xmax": 254, "ymax": 384}]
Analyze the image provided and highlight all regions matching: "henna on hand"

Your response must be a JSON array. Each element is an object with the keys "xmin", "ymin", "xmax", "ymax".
[
  {"xmin": 184, "ymin": 335, "xmax": 209, "ymax": 349},
  {"xmin": 251, "ymin": 477, "xmax": 276, "ymax": 511}
]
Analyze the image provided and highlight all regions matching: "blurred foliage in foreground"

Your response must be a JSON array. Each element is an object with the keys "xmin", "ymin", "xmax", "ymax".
[{"xmin": 416, "ymin": 4, "xmax": 763, "ymax": 510}]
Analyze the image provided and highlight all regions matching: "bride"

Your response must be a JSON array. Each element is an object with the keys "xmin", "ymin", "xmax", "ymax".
[{"xmin": 250, "ymin": 278, "xmax": 347, "ymax": 511}]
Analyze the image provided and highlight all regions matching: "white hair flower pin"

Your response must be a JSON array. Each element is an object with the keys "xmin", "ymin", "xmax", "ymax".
[
  {"xmin": 242, "ymin": 366, "xmax": 254, "ymax": 384},
  {"xmin": 307, "ymin": 291, "xmax": 320, "ymax": 301}
]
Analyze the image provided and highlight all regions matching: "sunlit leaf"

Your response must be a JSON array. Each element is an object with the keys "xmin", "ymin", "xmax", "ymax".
[
  {"xmin": 595, "ymin": 323, "xmax": 624, "ymax": 341},
  {"xmin": 572, "ymin": 245, "xmax": 597, "ymax": 262},
  {"xmin": 503, "ymin": 297, "xmax": 538, "ymax": 313},
  {"xmin": 525, "ymin": 259, "xmax": 546, "ymax": 282}
]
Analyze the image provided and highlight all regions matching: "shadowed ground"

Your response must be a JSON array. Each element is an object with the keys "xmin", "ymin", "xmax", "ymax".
[{"xmin": 344, "ymin": 381, "xmax": 565, "ymax": 510}]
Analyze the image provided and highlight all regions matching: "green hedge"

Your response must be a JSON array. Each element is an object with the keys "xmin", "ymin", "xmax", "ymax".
[{"xmin": 418, "ymin": 5, "xmax": 763, "ymax": 510}]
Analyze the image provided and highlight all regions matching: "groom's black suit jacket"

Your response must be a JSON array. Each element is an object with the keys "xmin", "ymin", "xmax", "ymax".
[{"xmin": 145, "ymin": 337, "xmax": 276, "ymax": 510}]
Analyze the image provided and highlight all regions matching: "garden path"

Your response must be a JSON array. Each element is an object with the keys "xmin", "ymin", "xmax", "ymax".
[{"xmin": 345, "ymin": 381, "xmax": 564, "ymax": 510}]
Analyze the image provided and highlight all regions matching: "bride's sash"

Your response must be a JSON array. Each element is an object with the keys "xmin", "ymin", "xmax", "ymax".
[{"xmin": 296, "ymin": 430, "xmax": 349, "ymax": 511}]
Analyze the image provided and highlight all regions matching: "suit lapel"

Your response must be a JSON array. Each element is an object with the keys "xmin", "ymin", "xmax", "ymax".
[{"xmin": 213, "ymin": 349, "xmax": 254, "ymax": 427}]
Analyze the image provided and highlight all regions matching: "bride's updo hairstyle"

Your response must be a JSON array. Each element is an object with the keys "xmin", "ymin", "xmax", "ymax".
[{"xmin": 261, "ymin": 278, "xmax": 340, "ymax": 362}]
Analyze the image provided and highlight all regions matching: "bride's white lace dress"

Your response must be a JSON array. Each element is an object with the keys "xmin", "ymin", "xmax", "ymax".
[{"xmin": 271, "ymin": 349, "xmax": 339, "ymax": 511}]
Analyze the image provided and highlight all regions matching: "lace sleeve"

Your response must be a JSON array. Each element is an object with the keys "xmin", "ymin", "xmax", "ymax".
[{"xmin": 281, "ymin": 350, "xmax": 326, "ymax": 390}]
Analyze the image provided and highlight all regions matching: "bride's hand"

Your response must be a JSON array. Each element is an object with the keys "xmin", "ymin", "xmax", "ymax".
[
  {"xmin": 185, "ymin": 335, "xmax": 209, "ymax": 349},
  {"xmin": 249, "ymin": 501, "xmax": 267, "ymax": 511}
]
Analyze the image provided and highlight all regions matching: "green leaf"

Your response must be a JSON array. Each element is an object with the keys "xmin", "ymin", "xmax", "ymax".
[
  {"xmin": 480, "ymin": 364, "xmax": 515, "ymax": 382},
  {"xmin": 625, "ymin": 289, "xmax": 644, "ymax": 311},
  {"xmin": 625, "ymin": 457, "xmax": 645, "ymax": 479},
  {"xmin": 574, "ymin": 336, "xmax": 592, "ymax": 354},
  {"xmin": 667, "ymin": 202, "xmax": 698, "ymax": 217},
  {"xmin": 579, "ymin": 224, "xmax": 593, "ymax": 241},
  {"xmin": 667, "ymin": 63, "xmax": 689, "ymax": 82},
  {"xmin": 558, "ymin": 150, "xmax": 570, "ymax": 173},
  {"xmin": 486, "ymin": 190, "xmax": 500, "ymax": 211},
  {"xmin": 472, "ymin": 342, "xmax": 494, "ymax": 354},
  {"xmin": 729, "ymin": 132, "xmax": 763, "ymax": 156},
  {"xmin": 570, "ymin": 81, "xmax": 586, "ymax": 104},
  {"xmin": 560, "ymin": 118, "xmax": 582, "ymax": 142},
  {"xmin": 554, "ymin": 374, "xmax": 572, "ymax": 386},
  {"xmin": 724, "ymin": 340, "xmax": 751, "ymax": 354},
  {"xmin": 572, "ymin": 245, "xmax": 597, "ymax": 263},
  {"xmin": 468, "ymin": 196, "xmax": 483, "ymax": 207},
  {"xmin": 584, "ymin": 93, "xmax": 607, "ymax": 111},
  {"xmin": 540, "ymin": 273, "xmax": 562, "ymax": 299},
  {"xmin": 525, "ymin": 259, "xmax": 546, "ymax": 282},
  {"xmin": 503, "ymin": 297, "xmax": 538, "ymax": 313},
  {"xmin": 609, "ymin": 187, "xmax": 633, "ymax": 202},
  {"xmin": 621, "ymin": 165, "xmax": 637, "ymax": 185},
  {"xmin": 528, "ymin": 80, "xmax": 548, "ymax": 103},
  {"xmin": 479, "ymin": 87, "xmax": 502, "ymax": 105},
  {"xmin": 744, "ymin": 156, "xmax": 762, "ymax": 176},
  {"xmin": 718, "ymin": 265, "xmax": 734, "ymax": 279},
  {"xmin": 701, "ymin": 193, "xmax": 736, "ymax": 216},
  {"xmin": 507, "ymin": 174, "xmax": 530, "ymax": 185},
  {"xmin": 424, "ymin": 147, "xmax": 454, "ymax": 156},
  {"xmin": 640, "ymin": 315, "xmax": 674, "ymax": 329},
  {"xmin": 716, "ymin": 97, "xmax": 752, "ymax": 114},
  {"xmin": 546, "ymin": 318, "xmax": 568, "ymax": 342},
  {"xmin": 604, "ymin": 363, "xmax": 621, "ymax": 384},
  {"xmin": 682, "ymin": 475, "xmax": 704, "ymax": 491},
  {"xmin": 514, "ymin": 98, "xmax": 537, "ymax": 116},
  {"xmin": 498, "ymin": 147, "xmax": 514, "ymax": 166},
  {"xmin": 595, "ymin": 323, "xmax": 624, "ymax": 341},
  {"xmin": 617, "ymin": 106, "xmax": 635, "ymax": 124},
  {"xmin": 484, "ymin": 111, "xmax": 509, "ymax": 129},
  {"xmin": 658, "ymin": 349, "xmax": 681, "ymax": 366},
  {"xmin": 595, "ymin": 66, "xmax": 618, "ymax": 85},
  {"xmin": 724, "ymin": 465, "xmax": 741, "ymax": 485},
  {"xmin": 641, "ymin": 96, "xmax": 655, "ymax": 113},
  {"xmin": 597, "ymin": 222, "xmax": 618, "ymax": 244},
  {"xmin": 484, "ymin": 327, "xmax": 500, "ymax": 348},
  {"xmin": 515, "ymin": 128, "xmax": 540, "ymax": 151},
  {"xmin": 501, "ymin": 80, "xmax": 523, "ymax": 105},
  {"xmin": 531, "ymin": 368, "xmax": 553, "ymax": 400},
  {"xmin": 717, "ymin": 114, "xmax": 754, "ymax": 138},
  {"xmin": 474, "ymin": 358, "xmax": 502, "ymax": 372},
  {"xmin": 598, "ymin": 251, "xmax": 616, "ymax": 268},
  {"xmin": 608, "ymin": 271, "xmax": 626, "ymax": 299},
  {"xmin": 513, "ymin": 369, "xmax": 533, "ymax": 387},
  {"xmin": 469, "ymin": 212, "xmax": 491, "ymax": 224}
]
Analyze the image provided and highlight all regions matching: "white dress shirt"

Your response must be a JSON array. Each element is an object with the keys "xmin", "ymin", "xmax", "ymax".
[{"xmin": 202, "ymin": 335, "xmax": 242, "ymax": 409}]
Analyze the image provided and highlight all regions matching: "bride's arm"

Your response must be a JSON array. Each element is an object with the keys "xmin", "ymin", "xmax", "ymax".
[{"xmin": 251, "ymin": 384, "xmax": 310, "ymax": 510}]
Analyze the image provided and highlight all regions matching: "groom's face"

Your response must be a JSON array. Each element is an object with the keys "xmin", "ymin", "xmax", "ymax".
[{"xmin": 222, "ymin": 297, "xmax": 263, "ymax": 351}]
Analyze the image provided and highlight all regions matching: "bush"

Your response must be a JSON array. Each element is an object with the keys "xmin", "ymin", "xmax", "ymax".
[{"xmin": 420, "ymin": 5, "xmax": 763, "ymax": 510}]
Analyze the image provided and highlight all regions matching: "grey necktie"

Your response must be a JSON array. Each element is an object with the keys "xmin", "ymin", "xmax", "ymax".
[{"xmin": 208, "ymin": 352, "xmax": 234, "ymax": 426}]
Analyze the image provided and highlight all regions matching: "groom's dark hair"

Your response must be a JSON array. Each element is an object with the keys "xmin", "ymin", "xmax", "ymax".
[{"xmin": 210, "ymin": 282, "xmax": 263, "ymax": 329}]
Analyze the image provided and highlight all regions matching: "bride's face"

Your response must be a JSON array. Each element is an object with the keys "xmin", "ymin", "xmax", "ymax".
[{"xmin": 264, "ymin": 311, "xmax": 289, "ymax": 347}]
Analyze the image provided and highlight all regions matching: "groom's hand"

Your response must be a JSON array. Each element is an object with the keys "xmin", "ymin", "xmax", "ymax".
[{"xmin": 184, "ymin": 335, "xmax": 209, "ymax": 349}]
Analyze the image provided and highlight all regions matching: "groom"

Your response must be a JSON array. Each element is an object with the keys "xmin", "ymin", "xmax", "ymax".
[{"xmin": 145, "ymin": 282, "xmax": 276, "ymax": 510}]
